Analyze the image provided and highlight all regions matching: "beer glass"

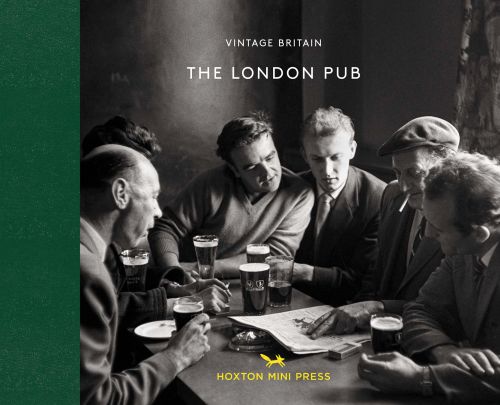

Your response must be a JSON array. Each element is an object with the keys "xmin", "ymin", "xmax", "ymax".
[
  {"xmin": 370, "ymin": 313, "xmax": 403, "ymax": 353},
  {"xmin": 173, "ymin": 296, "xmax": 204, "ymax": 331},
  {"xmin": 266, "ymin": 255, "xmax": 293, "ymax": 307},
  {"xmin": 120, "ymin": 249, "xmax": 149, "ymax": 291},
  {"xmin": 193, "ymin": 235, "xmax": 218, "ymax": 279},
  {"xmin": 246, "ymin": 244, "xmax": 270, "ymax": 263},
  {"xmin": 239, "ymin": 263, "xmax": 270, "ymax": 315}
]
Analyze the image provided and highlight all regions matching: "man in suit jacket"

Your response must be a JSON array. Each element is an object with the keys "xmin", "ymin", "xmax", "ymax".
[
  {"xmin": 358, "ymin": 152, "xmax": 500, "ymax": 403},
  {"xmin": 293, "ymin": 106, "xmax": 386, "ymax": 306},
  {"xmin": 80, "ymin": 145, "xmax": 211, "ymax": 405},
  {"xmin": 308, "ymin": 117, "xmax": 460, "ymax": 337}
]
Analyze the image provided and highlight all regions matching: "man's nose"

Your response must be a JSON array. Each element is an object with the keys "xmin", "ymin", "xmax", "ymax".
[
  {"xmin": 154, "ymin": 200, "xmax": 162, "ymax": 219},
  {"xmin": 260, "ymin": 161, "xmax": 273, "ymax": 178},
  {"xmin": 398, "ymin": 174, "xmax": 412, "ymax": 193},
  {"xmin": 323, "ymin": 159, "xmax": 334, "ymax": 176}
]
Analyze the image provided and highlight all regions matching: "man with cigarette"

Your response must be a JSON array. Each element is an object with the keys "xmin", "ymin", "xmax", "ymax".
[
  {"xmin": 149, "ymin": 112, "xmax": 314, "ymax": 278},
  {"xmin": 308, "ymin": 116, "xmax": 459, "ymax": 337},
  {"xmin": 292, "ymin": 106, "xmax": 386, "ymax": 306},
  {"xmin": 358, "ymin": 152, "xmax": 500, "ymax": 402}
]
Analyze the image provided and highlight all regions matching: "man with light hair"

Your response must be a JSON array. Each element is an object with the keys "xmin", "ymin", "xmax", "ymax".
[
  {"xmin": 80, "ymin": 145, "xmax": 211, "ymax": 404},
  {"xmin": 293, "ymin": 106, "xmax": 386, "ymax": 306},
  {"xmin": 358, "ymin": 151, "xmax": 500, "ymax": 402}
]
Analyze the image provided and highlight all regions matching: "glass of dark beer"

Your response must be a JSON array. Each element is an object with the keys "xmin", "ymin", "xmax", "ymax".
[
  {"xmin": 193, "ymin": 235, "xmax": 218, "ymax": 279},
  {"xmin": 266, "ymin": 255, "xmax": 293, "ymax": 307},
  {"xmin": 173, "ymin": 296, "xmax": 204, "ymax": 331},
  {"xmin": 246, "ymin": 244, "xmax": 270, "ymax": 263},
  {"xmin": 120, "ymin": 249, "xmax": 149, "ymax": 291},
  {"xmin": 370, "ymin": 313, "xmax": 403, "ymax": 353},
  {"xmin": 239, "ymin": 263, "xmax": 270, "ymax": 315}
]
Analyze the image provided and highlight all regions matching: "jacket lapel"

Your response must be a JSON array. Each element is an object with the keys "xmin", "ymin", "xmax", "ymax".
[
  {"xmin": 396, "ymin": 237, "xmax": 441, "ymax": 295},
  {"xmin": 454, "ymin": 256, "xmax": 477, "ymax": 341},
  {"xmin": 378, "ymin": 198, "xmax": 414, "ymax": 295},
  {"xmin": 473, "ymin": 245, "xmax": 500, "ymax": 340}
]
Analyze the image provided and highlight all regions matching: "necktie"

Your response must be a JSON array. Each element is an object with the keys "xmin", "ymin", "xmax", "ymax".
[
  {"xmin": 472, "ymin": 255, "xmax": 486, "ymax": 293},
  {"xmin": 409, "ymin": 217, "xmax": 426, "ymax": 264},
  {"xmin": 314, "ymin": 193, "xmax": 333, "ymax": 242}
]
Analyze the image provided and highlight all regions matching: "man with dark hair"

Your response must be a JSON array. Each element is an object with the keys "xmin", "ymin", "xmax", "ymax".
[
  {"xmin": 308, "ymin": 116, "xmax": 459, "ymax": 337},
  {"xmin": 149, "ymin": 112, "xmax": 314, "ymax": 277},
  {"xmin": 81, "ymin": 116, "xmax": 162, "ymax": 160},
  {"xmin": 80, "ymin": 145, "xmax": 211, "ymax": 404},
  {"xmin": 358, "ymin": 152, "xmax": 500, "ymax": 403},
  {"xmin": 293, "ymin": 106, "xmax": 386, "ymax": 306}
]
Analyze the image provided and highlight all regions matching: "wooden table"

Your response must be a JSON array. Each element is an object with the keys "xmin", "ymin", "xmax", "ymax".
[{"xmin": 143, "ymin": 281, "xmax": 441, "ymax": 405}]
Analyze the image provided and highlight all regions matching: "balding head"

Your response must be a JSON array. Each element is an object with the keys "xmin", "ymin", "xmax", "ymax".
[
  {"xmin": 81, "ymin": 144, "xmax": 162, "ymax": 248},
  {"xmin": 81, "ymin": 144, "xmax": 151, "ymax": 192}
]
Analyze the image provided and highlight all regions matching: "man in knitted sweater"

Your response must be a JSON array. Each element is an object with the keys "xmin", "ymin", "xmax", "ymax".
[{"xmin": 149, "ymin": 112, "xmax": 315, "ymax": 278}]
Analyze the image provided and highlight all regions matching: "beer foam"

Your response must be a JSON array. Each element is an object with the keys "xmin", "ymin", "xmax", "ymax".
[
  {"xmin": 246, "ymin": 244, "xmax": 270, "ymax": 254},
  {"xmin": 193, "ymin": 240, "xmax": 218, "ymax": 248},
  {"xmin": 121, "ymin": 256, "xmax": 148, "ymax": 266},
  {"xmin": 239, "ymin": 263, "xmax": 270, "ymax": 272},
  {"xmin": 173, "ymin": 303, "xmax": 204, "ymax": 313},
  {"xmin": 370, "ymin": 317, "xmax": 403, "ymax": 331}
]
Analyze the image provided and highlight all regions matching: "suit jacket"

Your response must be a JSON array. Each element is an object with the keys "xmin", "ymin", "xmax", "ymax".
[
  {"xmin": 80, "ymin": 221, "xmax": 178, "ymax": 405},
  {"xmin": 295, "ymin": 166, "xmax": 386, "ymax": 306},
  {"xmin": 403, "ymin": 245, "xmax": 500, "ymax": 402},
  {"xmin": 355, "ymin": 181, "xmax": 444, "ymax": 314}
]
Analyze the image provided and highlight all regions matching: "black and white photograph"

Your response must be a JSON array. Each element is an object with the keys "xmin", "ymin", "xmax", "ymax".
[{"xmin": 80, "ymin": 1, "xmax": 500, "ymax": 404}]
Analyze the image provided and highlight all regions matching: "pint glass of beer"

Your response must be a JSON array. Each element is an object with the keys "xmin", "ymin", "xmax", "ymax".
[
  {"xmin": 266, "ymin": 255, "xmax": 293, "ymax": 307},
  {"xmin": 193, "ymin": 235, "xmax": 218, "ymax": 279},
  {"xmin": 173, "ymin": 296, "xmax": 204, "ymax": 331},
  {"xmin": 120, "ymin": 249, "xmax": 149, "ymax": 291},
  {"xmin": 239, "ymin": 263, "xmax": 270, "ymax": 315},
  {"xmin": 370, "ymin": 313, "xmax": 403, "ymax": 353},
  {"xmin": 246, "ymin": 244, "xmax": 271, "ymax": 263}
]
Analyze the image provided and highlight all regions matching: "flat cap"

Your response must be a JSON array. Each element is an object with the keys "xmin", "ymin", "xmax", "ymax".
[{"xmin": 378, "ymin": 116, "xmax": 460, "ymax": 157}]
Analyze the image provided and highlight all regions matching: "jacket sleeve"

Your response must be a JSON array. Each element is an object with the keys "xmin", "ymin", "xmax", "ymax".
[
  {"xmin": 402, "ymin": 257, "xmax": 462, "ymax": 357},
  {"xmin": 311, "ymin": 205, "xmax": 381, "ymax": 305},
  {"xmin": 430, "ymin": 363, "xmax": 500, "ymax": 403},
  {"xmin": 117, "ymin": 288, "xmax": 168, "ymax": 328},
  {"xmin": 80, "ymin": 257, "xmax": 178, "ymax": 405},
  {"xmin": 265, "ymin": 186, "xmax": 315, "ymax": 257}
]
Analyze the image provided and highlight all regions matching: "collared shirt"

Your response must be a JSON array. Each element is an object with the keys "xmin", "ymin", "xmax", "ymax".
[
  {"xmin": 316, "ymin": 181, "xmax": 346, "ymax": 201},
  {"xmin": 481, "ymin": 241, "xmax": 499, "ymax": 267},
  {"xmin": 80, "ymin": 217, "xmax": 107, "ymax": 263}
]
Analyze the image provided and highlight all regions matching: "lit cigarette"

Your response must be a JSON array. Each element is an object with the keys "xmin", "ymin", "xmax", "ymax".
[{"xmin": 399, "ymin": 195, "xmax": 409, "ymax": 212}]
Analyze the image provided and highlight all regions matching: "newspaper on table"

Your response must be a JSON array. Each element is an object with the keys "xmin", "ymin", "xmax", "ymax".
[{"xmin": 229, "ymin": 305, "xmax": 370, "ymax": 355}]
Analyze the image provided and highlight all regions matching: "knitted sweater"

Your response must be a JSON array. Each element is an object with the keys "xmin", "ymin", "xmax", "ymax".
[{"xmin": 149, "ymin": 165, "xmax": 314, "ymax": 262}]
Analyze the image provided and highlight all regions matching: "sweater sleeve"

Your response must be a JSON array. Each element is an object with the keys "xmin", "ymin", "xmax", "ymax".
[
  {"xmin": 265, "ymin": 186, "xmax": 315, "ymax": 256},
  {"xmin": 148, "ymin": 171, "xmax": 214, "ymax": 264}
]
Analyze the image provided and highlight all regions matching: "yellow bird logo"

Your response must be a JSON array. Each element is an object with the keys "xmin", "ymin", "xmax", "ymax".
[{"xmin": 260, "ymin": 354, "xmax": 286, "ymax": 368}]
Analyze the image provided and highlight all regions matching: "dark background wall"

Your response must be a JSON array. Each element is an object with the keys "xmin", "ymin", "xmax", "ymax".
[
  {"xmin": 81, "ymin": 0, "xmax": 301, "ymax": 204},
  {"xmin": 82, "ymin": 0, "xmax": 463, "ymax": 198}
]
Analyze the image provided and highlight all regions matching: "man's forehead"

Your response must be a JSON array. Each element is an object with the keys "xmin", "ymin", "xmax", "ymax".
[
  {"xmin": 391, "ymin": 147, "xmax": 430, "ymax": 168},
  {"xmin": 230, "ymin": 134, "xmax": 275, "ymax": 163}
]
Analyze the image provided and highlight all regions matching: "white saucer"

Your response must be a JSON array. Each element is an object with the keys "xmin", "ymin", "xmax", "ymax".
[{"xmin": 134, "ymin": 320, "xmax": 176, "ymax": 339}]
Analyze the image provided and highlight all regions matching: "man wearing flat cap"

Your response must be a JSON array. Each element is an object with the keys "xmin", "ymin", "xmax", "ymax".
[{"xmin": 308, "ymin": 116, "xmax": 460, "ymax": 338}]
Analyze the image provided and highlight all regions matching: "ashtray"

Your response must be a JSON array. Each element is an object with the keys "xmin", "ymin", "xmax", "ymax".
[{"xmin": 228, "ymin": 326, "xmax": 277, "ymax": 352}]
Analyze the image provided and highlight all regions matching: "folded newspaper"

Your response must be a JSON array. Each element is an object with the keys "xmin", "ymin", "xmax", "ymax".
[{"xmin": 229, "ymin": 305, "xmax": 371, "ymax": 354}]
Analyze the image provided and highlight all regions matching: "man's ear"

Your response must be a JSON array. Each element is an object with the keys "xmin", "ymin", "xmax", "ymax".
[
  {"xmin": 227, "ymin": 161, "xmax": 240, "ymax": 178},
  {"xmin": 349, "ymin": 140, "xmax": 357, "ymax": 159},
  {"xmin": 111, "ymin": 178, "xmax": 130, "ymax": 209},
  {"xmin": 473, "ymin": 225, "xmax": 491, "ymax": 244}
]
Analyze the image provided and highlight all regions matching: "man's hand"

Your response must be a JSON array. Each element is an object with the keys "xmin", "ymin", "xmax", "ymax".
[
  {"xmin": 358, "ymin": 352, "xmax": 424, "ymax": 394},
  {"xmin": 164, "ymin": 313, "xmax": 211, "ymax": 373},
  {"xmin": 168, "ymin": 278, "xmax": 231, "ymax": 312},
  {"xmin": 292, "ymin": 262, "xmax": 314, "ymax": 283},
  {"xmin": 431, "ymin": 345, "xmax": 500, "ymax": 376},
  {"xmin": 180, "ymin": 262, "xmax": 199, "ymax": 283},
  {"xmin": 306, "ymin": 301, "xmax": 383, "ymax": 339}
]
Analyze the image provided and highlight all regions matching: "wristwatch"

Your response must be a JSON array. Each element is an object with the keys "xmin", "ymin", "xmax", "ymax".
[{"xmin": 421, "ymin": 366, "xmax": 433, "ymax": 397}]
